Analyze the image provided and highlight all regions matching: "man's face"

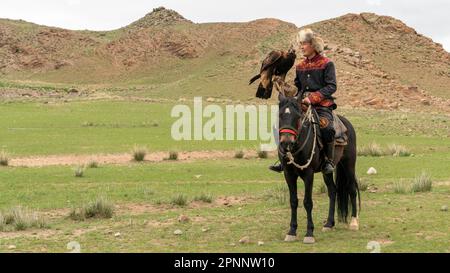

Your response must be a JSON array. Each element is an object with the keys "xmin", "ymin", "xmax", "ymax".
[{"xmin": 301, "ymin": 42, "xmax": 315, "ymax": 58}]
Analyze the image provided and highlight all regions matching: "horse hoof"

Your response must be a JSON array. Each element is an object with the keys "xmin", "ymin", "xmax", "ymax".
[
  {"xmin": 349, "ymin": 217, "xmax": 359, "ymax": 231},
  {"xmin": 284, "ymin": 235, "xmax": 297, "ymax": 242},
  {"xmin": 303, "ymin": 237, "xmax": 315, "ymax": 244},
  {"xmin": 322, "ymin": 227, "xmax": 334, "ymax": 232}
]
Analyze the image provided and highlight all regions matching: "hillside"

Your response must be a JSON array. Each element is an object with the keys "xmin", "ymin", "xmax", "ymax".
[
  {"xmin": 306, "ymin": 13, "xmax": 450, "ymax": 111},
  {"xmin": 0, "ymin": 7, "xmax": 449, "ymax": 112}
]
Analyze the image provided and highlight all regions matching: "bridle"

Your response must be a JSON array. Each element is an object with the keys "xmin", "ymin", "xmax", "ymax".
[
  {"xmin": 278, "ymin": 104, "xmax": 318, "ymax": 170},
  {"xmin": 279, "ymin": 128, "xmax": 298, "ymax": 137}
]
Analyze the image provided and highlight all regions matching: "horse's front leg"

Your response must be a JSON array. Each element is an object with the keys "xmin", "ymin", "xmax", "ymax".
[
  {"xmin": 301, "ymin": 170, "xmax": 315, "ymax": 244},
  {"xmin": 284, "ymin": 170, "xmax": 298, "ymax": 242},
  {"xmin": 322, "ymin": 172, "xmax": 336, "ymax": 231}
]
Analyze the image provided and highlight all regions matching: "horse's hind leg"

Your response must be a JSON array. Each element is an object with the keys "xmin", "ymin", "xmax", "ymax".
[
  {"xmin": 322, "ymin": 145, "xmax": 343, "ymax": 231},
  {"xmin": 344, "ymin": 158, "xmax": 359, "ymax": 230},
  {"xmin": 322, "ymin": 172, "xmax": 336, "ymax": 231}
]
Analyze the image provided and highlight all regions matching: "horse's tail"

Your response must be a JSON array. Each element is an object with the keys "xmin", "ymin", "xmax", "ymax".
[
  {"xmin": 336, "ymin": 162, "xmax": 349, "ymax": 222},
  {"xmin": 335, "ymin": 115, "xmax": 360, "ymax": 223},
  {"xmin": 336, "ymin": 159, "xmax": 360, "ymax": 223}
]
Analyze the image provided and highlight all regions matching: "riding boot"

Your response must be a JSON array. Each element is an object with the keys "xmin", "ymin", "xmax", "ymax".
[
  {"xmin": 322, "ymin": 141, "xmax": 335, "ymax": 174},
  {"xmin": 269, "ymin": 161, "xmax": 284, "ymax": 173}
]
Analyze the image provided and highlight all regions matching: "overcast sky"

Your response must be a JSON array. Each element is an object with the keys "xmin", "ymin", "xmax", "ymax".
[{"xmin": 1, "ymin": 0, "xmax": 449, "ymax": 51}]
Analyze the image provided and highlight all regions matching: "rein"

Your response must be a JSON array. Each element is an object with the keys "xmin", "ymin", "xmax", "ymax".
[{"xmin": 279, "ymin": 105, "xmax": 318, "ymax": 170}]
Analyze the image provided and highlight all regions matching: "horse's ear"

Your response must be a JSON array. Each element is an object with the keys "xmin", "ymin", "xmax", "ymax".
[{"xmin": 296, "ymin": 95, "xmax": 307, "ymax": 113}]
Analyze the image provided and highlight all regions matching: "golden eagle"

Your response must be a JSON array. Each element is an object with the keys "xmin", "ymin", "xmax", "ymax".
[{"xmin": 249, "ymin": 46, "xmax": 296, "ymax": 99}]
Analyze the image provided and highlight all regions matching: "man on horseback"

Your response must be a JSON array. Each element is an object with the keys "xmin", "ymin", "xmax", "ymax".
[{"xmin": 270, "ymin": 28, "xmax": 337, "ymax": 174}]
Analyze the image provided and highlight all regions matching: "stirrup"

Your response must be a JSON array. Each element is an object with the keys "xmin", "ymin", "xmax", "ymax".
[{"xmin": 322, "ymin": 160, "xmax": 335, "ymax": 174}]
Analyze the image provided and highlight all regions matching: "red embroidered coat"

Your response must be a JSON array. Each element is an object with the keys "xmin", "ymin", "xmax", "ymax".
[{"xmin": 294, "ymin": 54, "xmax": 337, "ymax": 109}]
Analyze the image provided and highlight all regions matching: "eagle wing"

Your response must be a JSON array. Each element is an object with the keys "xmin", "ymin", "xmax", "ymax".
[{"xmin": 260, "ymin": 51, "xmax": 282, "ymax": 73}]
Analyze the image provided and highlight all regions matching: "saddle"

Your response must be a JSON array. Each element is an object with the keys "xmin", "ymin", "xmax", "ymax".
[
  {"xmin": 333, "ymin": 112, "xmax": 348, "ymax": 146},
  {"xmin": 312, "ymin": 109, "xmax": 348, "ymax": 149}
]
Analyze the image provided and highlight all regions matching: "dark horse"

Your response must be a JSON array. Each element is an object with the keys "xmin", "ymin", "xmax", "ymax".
[{"xmin": 277, "ymin": 95, "xmax": 360, "ymax": 244}]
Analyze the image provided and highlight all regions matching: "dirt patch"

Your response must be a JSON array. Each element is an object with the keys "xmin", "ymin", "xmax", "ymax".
[
  {"xmin": 9, "ymin": 150, "xmax": 272, "ymax": 167},
  {"xmin": 145, "ymin": 219, "xmax": 176, "ymax": 228},
  {"xmin": 0, "ymin": 229, "xmax": 61, "ymax": 240},
  {"xmin": 117, "ymin": 196, "xmax": 252, "ymax": 215},
  {"xmin": 189, "ymin": 196, "xmax": 251, "ymax": 209},
  {"xmin": 215, "ymin": 196, "xmax": 248, "ymax": 207},
  {"xmin": 0, "ymin": 195, "xmax": 251, "ymax": 241},
  {"xmin": 41, "ymin": 208, "xmax": 72, "ymax": 219},
  {"xmin": 191, "ymin": 216, "xmax": 207, "ymax": 222},
  {"xmin": 377, "ymin": 239, "xmax": 395, "ymax": 246},
  {"xmin": 363, "ymin": 200, "xmax": 383, "ymax": 206},
  {"xmin": 115, "ymin": 203, "xmax": 177, "ymax": 215},
  {"xmin": 71, "ymin": 227, "xmax": 100, "ymax": 237},
  {"xmin": 435, "ymin": 181, "xmax": 450, "ymax": 187}
]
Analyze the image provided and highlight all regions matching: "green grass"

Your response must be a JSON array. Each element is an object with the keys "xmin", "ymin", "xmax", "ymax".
[
  {"xmin": 193, "ymin": 193, "xmax": 214, "ymax": 204},
  {"xmin": 393, "ymin": 181, "xmax": 409, "ymax": 194},
  {"xmin": 0, "ymin": 157, "xmax": 448, "ymax": 252},
  {"xmin": 234, "ymin": 149, "xmax": 245, "ymax": 159},
  {"xmin": 411, "ymin": 172, "xmax": 433, "ymax": 193},
  {"xmin": 0, "ymin": 206, "xmax": 48, "ymax": 232},
  {"xmin": 86, "ymin": 161, "xmax": 99, "ymax": 168},
  {"xmin": 358, "ymin": 142, "xmax": 386, "ymax": 157},
  {"xmin": 0, "ymin": 79, "xmax": 70, "ymax": 93},
  {"xmin": 387, "ymin": 144, "xmax": 412, "ymax": 157},
  {"xmin": 392, "ymin": 173, "xmax": 434, "ymax": 194},
  {"xmin": 0, "ymin": 100, "xmax": 449, "ymax": 252},
  {"xmin": 0, "ymin": 101, "xmax": 266, "ymax": 156},
  {"xmin": 0, "ymin": 150, "xmax": 8, "ymax": 166},
  {"xmin": 264, "ymin": 183, "xmax": 289, "ymax": 206},
  {"xmin": 358, "ymin": 178, "xmax": 369, "ymax": 192},
  {"xmin": 0, "ymin": 101, "xmax": 449, "ymax": 157},
  {"xmin": 70, "ymin": 196, "xmax": 114, "ymax": 221},
  {"xmin": 132, "ymin": 146, "xmax": 147, "ymax": 162},
  {"xmin": 257, "ymin": 150, "xmax": 269, "ymax": 159},
  {"xmin": 170, "ymin": 194, "xmax": 188, "ymax": 207},
  {"xmin": 74, "ymin": 165, "xmax": 85, "ymax": 178},
  {"xmin": 168, "ymin": 151, "xmax": 179, "ymax": 161}
]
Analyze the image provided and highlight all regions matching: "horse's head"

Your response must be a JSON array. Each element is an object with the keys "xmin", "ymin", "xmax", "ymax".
[{"xmin": 278, "ymin": 95, "xmax": 303, "ymax": 152}]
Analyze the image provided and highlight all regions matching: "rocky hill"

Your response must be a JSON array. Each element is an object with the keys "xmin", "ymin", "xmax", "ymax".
[
  {"xmin": 306, "ymin": 12, "xmax": 450, "ymax": 112},
  {"xmin": 0, "ymin": 7, "xmax": 449, "ymax": 113},
  {"xmin": 127, "ymin": 7, "xmax": 193, "ymax": 28}
]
